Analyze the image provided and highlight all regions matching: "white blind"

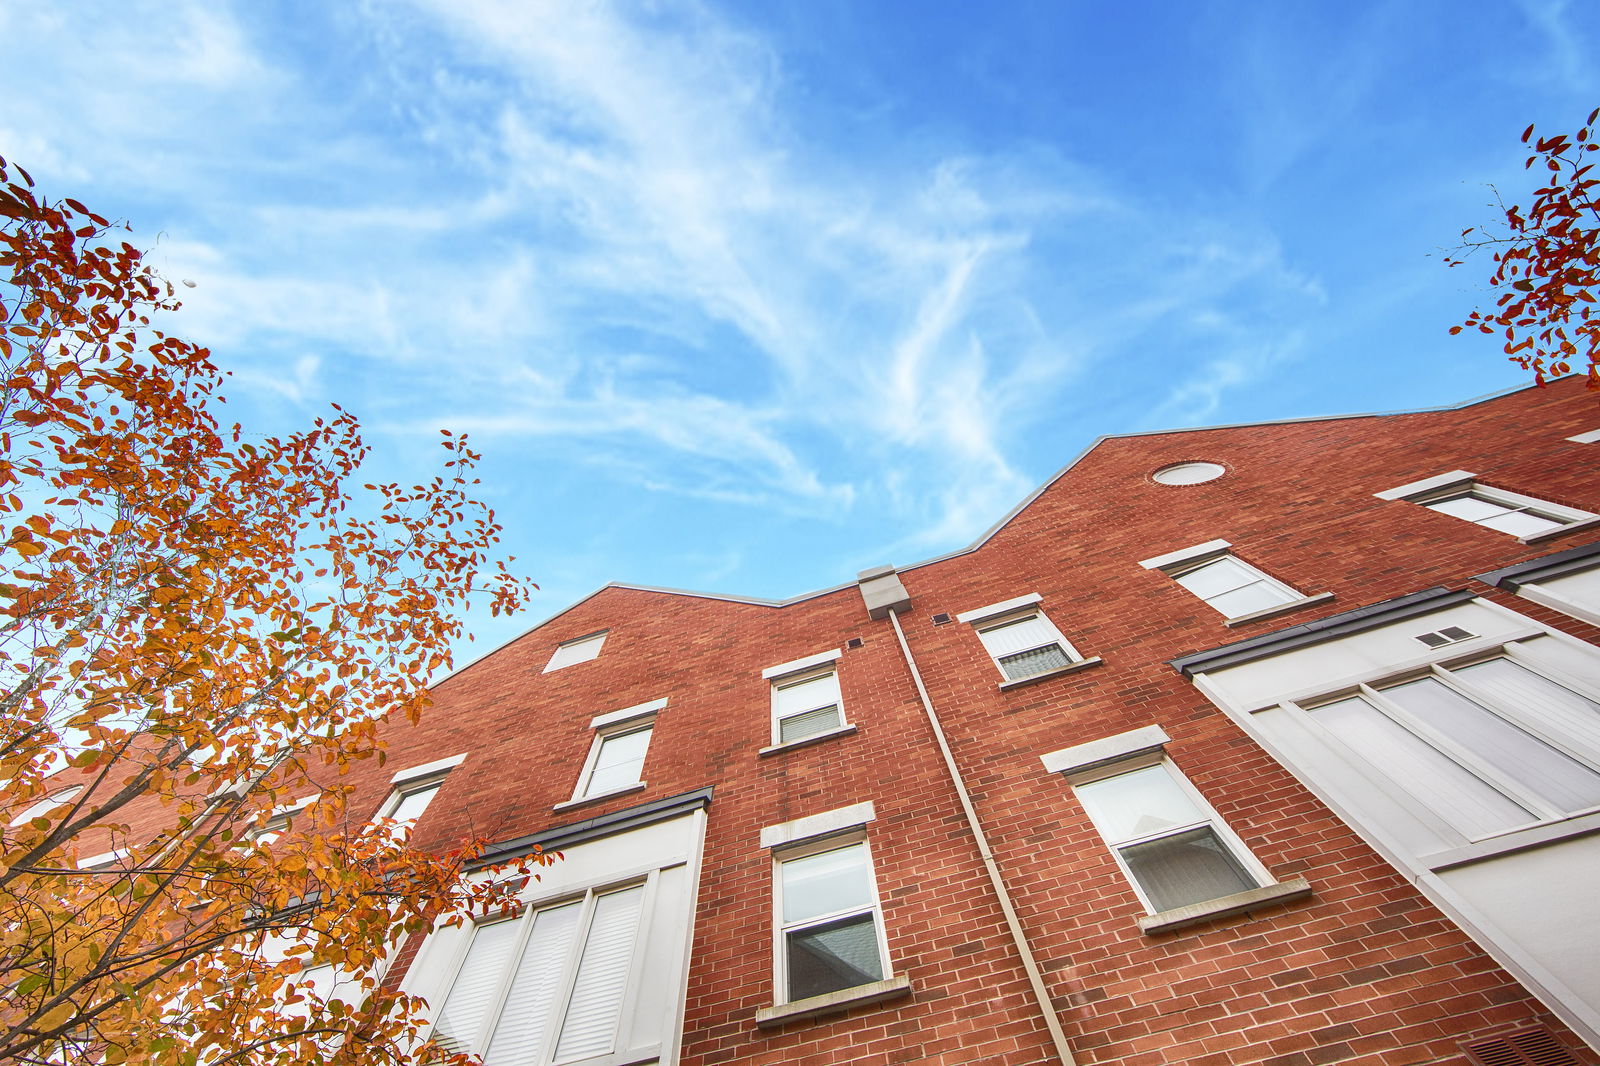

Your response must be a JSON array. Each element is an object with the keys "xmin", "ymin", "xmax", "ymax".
[
  {"xmin": 553, "ymin": 884, "xmax": 646, "ymax": 1061},
  {"xmin": 774, "ymin": 672, "xmax": 839, "ymax": 718},
  {"xmin": 431, "ymin": 919, "xmax": 520, "ymax": 1055},
  {"xmin": 544, "ymin": 632, "xmax": 607, "ymax": 673},
  {"xmin": 388, "ymin": 782, "xmax": 440, "ymax": 825},
  {"xmin": 483, "ymin": 901, "xmax": 583, "ymax": 1066},
  {"xmin": 976, "ymin": 615, "xmax": 1056, "ymax": 658}
]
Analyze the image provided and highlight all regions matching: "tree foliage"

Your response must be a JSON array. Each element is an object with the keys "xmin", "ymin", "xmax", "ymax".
[
  {"xmin": 0, "ymin": 156, "xmax": 545, "ymax": 1065},
  {"xmin": 1451, "ymin": 108, "xmax": 1600, "ymax": 390}
]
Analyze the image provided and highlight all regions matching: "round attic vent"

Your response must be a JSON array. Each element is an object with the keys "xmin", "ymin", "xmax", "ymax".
[{"xmin": 1152, "ymin": 461, "xmax": 1226, "ymax": 485}]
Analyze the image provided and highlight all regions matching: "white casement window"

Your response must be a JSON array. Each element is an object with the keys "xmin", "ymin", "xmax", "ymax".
[
  {"xmin": 427, "ymin": 880, "xmax": 652, "ymax": 1063},
  {"xmin": 1139, "ymin": 540, "xmax": 1303, "ymax": 620},
  {"xmin": 773, "ymin": 837, "xmax": 890, "ymax": 1004},
  {"xmin": 1070, "ymin": 758, "xmax": 1271, "ymax": 914},
  {"xmin": 377, "ymin": 754, "xmax": 464, "ymax": 833},
  {"xmin": 956, "ymin": 595, "xmax": 1083, "ymax": 682},
  {"xmin": 570, "ymin": 702, "xmax": 662, "ymax": 803},
  {"xmin": 543, "ymin": 631, "xmax": 608, "ymax": 673},
  {"xmin": 1295, "ymin": 653, "xmax": 1600, "ymax": 841},
  {"xmin": 1376, "ymin": 471, "xmax": 1598, "ymax": 542}
]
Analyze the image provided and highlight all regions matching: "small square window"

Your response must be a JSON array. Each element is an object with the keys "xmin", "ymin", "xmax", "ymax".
[
  {"xmin": 1168, "ymin": 554, "xmax": 1302, "ymax": 618},
  {"xmin": 543, "ymin": 631, "xmax": 607, "ymax": 673},
  {"xmin": 1377, "ymin": 472, "xmax": 1597, "ymax": 542},
  {"xmin": 573, "ymin": 719, "xmax": 654, "ymax": 801},
  {"xmin": 771, "ymin": 668, "xmax": 846, "ymax": 745}
]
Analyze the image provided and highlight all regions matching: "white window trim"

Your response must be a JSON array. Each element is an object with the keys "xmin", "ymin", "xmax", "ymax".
[
  {"xmin": 391, "ymin": 753, "xmax": 467, "ymax": 785},
  {"xmin": 1066, "ymin": 753, "xmax": 1277, "ymax": 917},
  {"xmin": 766, "ymin": 663, "xmax": 848, "ymax": 748},
  {"xmin": 1138, "ymin": 539, "xmax": 1233, "ymax": 572},
  {"xmin": 1376, "ymin": 471, "xmax": 1599, "ymax": 543},
  {"xmin": 542, "ymin": 630, "xmax": 608, "ymax": 674},
  {"xmin": 568, "ymin": 708, "xmax": 658, "ymax": 804},
  {"xmin": 964, "ymin": 602, "xmax": 1085, "ymax": 684},
  {"xmin": 770, "ymin": 832, "xmax": 894, "ymax": 1007},
  {"xmin": 760, "ymin": 801, "xmax": 876, "ymax": 850},
  {"xmin": 1512, "ymin": 571, "xmax": 1600, "ymax": 629},
  {"xmin": 1564, "ymin": 428, "xmax": 1600, "ymax": 444},
  {"xmin": 761, "ymin": 648, "xmax": 842, "ymax": 679},
  {"xmin": 1141, "ymin": 543, "xmax": 1315, "ymax": 624}
]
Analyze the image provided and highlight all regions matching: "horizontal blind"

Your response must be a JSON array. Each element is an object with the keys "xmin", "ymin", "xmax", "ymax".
[
  {"xmin": 484, "ymin": 901, "xmax": 583, "ymax": 1066},
  {"xmin": 779, "ymin": 705, "xmax": 841, "ymax": 743},
  {"xmin": 554, "ymin": 884, "xmax": 646, "ymax": 1062},
  {"xmin": 431, "ymin": 919, "xmax": 520, "ymax": 1055},
  {"xmin": 976, "ymin": 615, "xmax": 1056, "ymax": 658}
]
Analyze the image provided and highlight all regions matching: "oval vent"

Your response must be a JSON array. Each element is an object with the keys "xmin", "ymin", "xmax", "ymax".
[{"xmin": 1152, "ymin": 461, "xmax": 1226, "ymax": 486}]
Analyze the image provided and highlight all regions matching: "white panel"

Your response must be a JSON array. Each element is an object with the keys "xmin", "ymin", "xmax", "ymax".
[
  {"xmin": 1374, "ymin": 470, "xmax": 1475, "ymax": 501},
  {"xmin": 1139, "ymin": 539, "xmax": 1232, "ymax": 571},
  {"xmin": 432, "ymin": 919, "xmax": 520, "ymax": 1055},
  {"xmin": 483, "ymin": 902, "xmax": 582, "ymax": 1066},
  {"xmin": 954, "ymin": 592, "xmax": 1043, "ymax": 624},
  {"xmin": 975, "ymin": 615, "xmax": 1055, "ymax": 658},
  {"xmin": 760, "ymin": 802, "xmax": 876, "ymax": 850},
  {"xmin": 1041, "ymin": 725, "xmax": 1171, "ymax": 775},
  {"xmin": 391, "ymin": 752, "xmax": 467, "ymax": 784},
  {"xmin": 761, "ymin": 648, "xmax": 842, "ymax": 679},
  {"xmin": 624, "ymin": 863, "xmax": 687, "ymax": 1052},
  {"xmin": 554, "ymin": 885, "xmax": 646, "ymax": 1060}
]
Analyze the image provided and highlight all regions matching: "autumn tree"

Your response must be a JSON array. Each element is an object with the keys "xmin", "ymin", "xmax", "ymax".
[
  {"xmin": 0, "ymin": 156, "xmax": 546, "ymax": 1065},
  {"xmin": 1451, "ymin": 107, "xmax": 1600, "ymax": 391}
]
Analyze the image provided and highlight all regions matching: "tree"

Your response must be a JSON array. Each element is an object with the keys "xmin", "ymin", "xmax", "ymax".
[
  {"xmin": 1451, "ymin": 107, "xmax": 1600, "ymax": 391},
  {"xmin": 0, "ymin": 155, "xmax": 546, "ymax": 1065}
]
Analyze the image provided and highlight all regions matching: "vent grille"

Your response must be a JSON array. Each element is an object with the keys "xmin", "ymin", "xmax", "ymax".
[
  {"xmin": 931, "ymin": 613, "xmax": 952, "ymax": 625},
  {"xmin": 1461, "ymin": 1026, "xmax": 1581, "ymax": 1066},
  {"xmin": 846, "ymin": 637, "xmax": 864, "ymax": 649},
  {"xmin": 1415, "ymin": 625, "xmax": 1476, "ymax": 649}
]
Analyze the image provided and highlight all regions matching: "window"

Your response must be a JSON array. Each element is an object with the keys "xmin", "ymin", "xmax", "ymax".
[
  {"xmin": 568, "ymin": 702, "xmax": 662, "ymax": 803},
  {"xmin": 1167, "ymin": 553, "xmax": 1301, "ymax": 618},
  {"xmin": 1376, "ymin": 470, "xmax": 1597, "ymax": 542},
  {"xmin": 774, "ymin": 838, "xmax": 889, "ymax": 1003},
  {"xmin": 956, "ymin": 595, "xmax": 1085, "ymax": 683},
  {"xmin": 771, "ymin": 669, "xmax": 844, "ymax": 745},
  {"xmin": 543, "ymin": 631, "xmax": 607, "ymax": 673},
  {"xmin": 10, "ymin": 785, "xmax": 83, "ymax": 827},
  {"xmin": 381, "ymin": 780, "xmax": 442, "ymax": 829},
  {"xmin": 428, "ymin": 881, "xmax": 650, "ymax": 1063},
  {"xmin": 1299, "ymin": 655, "xmax": 1600, "ymax": 841},
  {"xmin": 1071, "ymin": 759, "xmax": 1269, "ymax": 914}
]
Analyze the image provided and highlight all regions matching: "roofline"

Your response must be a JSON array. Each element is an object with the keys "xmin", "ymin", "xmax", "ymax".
[{"xmin": 433, "ymin": 378, "xmax": 1548, "ymax": 688}]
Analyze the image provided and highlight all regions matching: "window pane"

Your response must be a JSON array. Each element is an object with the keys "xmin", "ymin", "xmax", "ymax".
[
  {"xmin": 781, "ymin": 843, "xmax": 871, "ymax": 923},
  {"xmin": 787, "ymin": 912, "xmax": 883, "ymax": 1001},
  {"xmin": 998, "ymin": 644, "xmax": 1072, "ymax": 680},
  {"xmin": 1454, "ymin": 657, "xmax": 1600, "ymax": 744},
  {"xmin": 779, "ymin": 704, "xmax": 842, "ymax": 743},
  {"xmin": 1477, "ymin": 509, "xmax": 1564, "ymax": 537},
  {"xmin": 433, "ymin": 919, "xmax": 521, "ymax": 1055},
  {"xmin": 1207, "ymin": 580, "xmax": 1296, "ymax": 617},
  {"xmin": 774, "ymin": 672, "xmax": 839, "ymax": 717},
  {"xmin": 1311, "ymin": 696, "xmax": 1535, "ymax": 838},
  {"xmin": 388, "ymin": 783, "xmax": 440, "ymax": 825},
  {"xmin": 483, "ymin": 901, "xmax": 583, "ymax": 1066},
  {"xmin": 1174, "ymin": 557, "xmax": 1256, "ymax": 599},
  {"xmin": 584, "ymin": 727, "xmax": 651, "ymax": 796},
  {"xmin": 1074, "ymin": 765, "xmax": 1204, "ymax": 844},
  {"xmin": 1428, "ymin": 496, "xmax": 1510, "ymax": 523},
  {"xmin": 554, "ymin": 885, "xmax": 646, "ymax": 1062},
  {"xmin": 1383, "ymin": 677, "xmax": 1600, "ymax": 814},
  {"xmin": 1119, "ymin": 826, "xmax": 1256, "ymax": 912}
]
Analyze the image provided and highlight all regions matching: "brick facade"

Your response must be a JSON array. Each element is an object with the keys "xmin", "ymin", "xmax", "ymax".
[{"xmin": 357, "ymin": 378, "xmax": 1600, "ymax": 1064}]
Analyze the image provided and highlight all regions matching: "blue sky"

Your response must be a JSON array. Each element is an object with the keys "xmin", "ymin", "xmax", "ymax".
[{"xmin": 2, "ymin": 1, "xmax": 1596, "ymax": 652}]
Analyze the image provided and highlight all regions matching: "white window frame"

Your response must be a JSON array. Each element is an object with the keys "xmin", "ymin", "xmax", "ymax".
[
  {"xmin": 425, "ymin": 873, "xmax": 660, "ymax": 1063},
  {"xmin": 1283, "ymin": 643, "xmax": 1600, "ymax": 844},
  {"xmin": 10, "ymin": 784, "xmax": 83, "ymax": 827},
  {"xmin": 1064, "ymin": 753, "xmax": 1273, "ymax": 916},
  {"xmin": 543, "ymin": 630, "xmax": 608, "ymax": 673},
  {"xmin": 770, "ymin": 832, "xmax": 893, "ymax": 1006},
  {"xmin": 1375, "ymin": 470, "xmax": 1599, "ymax": 544},
  {"xmin": 567, "ymin": 700, "xmax": 663, "ymax": 804},
  {"xmin": 1139, "ymin": 540, "xmax": 1309, "ymax": 622},
  {"xmin": 377, "ymin": 756, "xmax": 463, "ymax": 832},
  {"xmin": 956, "ymin": 594, "xmax": 1084, "ymax": 682},
  {"xmin": 764, "ymin": 653, "xmax": 851, "ymax": 742}
]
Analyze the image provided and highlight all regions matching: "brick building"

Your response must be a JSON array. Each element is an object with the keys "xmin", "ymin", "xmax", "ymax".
[{"xmin": 366, "ymin": 378, "xmax": 1600, "ymax": 1066}]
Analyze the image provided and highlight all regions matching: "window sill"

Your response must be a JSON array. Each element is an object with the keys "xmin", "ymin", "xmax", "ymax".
[
  {"xmin": 758, "ymin": 723, "xmax": 858, "ymax": 757},
  {"xmin": 997, "ymin": 656, "xmax": 1105, "ymax": 690},
  {"xmin": 1137, "ymin": 877, "xmax": 1312, "ymax": 935},
  {"xmin": 1519, "ymin": 515, "xmax": 1600, "ymax": 544},
  {"xmin": 552, "ymin": 782, "xmax": 646, "ymax": 812},
  {"xmin": 1222, "ymin": 592, "xmax": 1335, "ymax": 628},
  {"xmin": 754, "ymin": 975, "xmax": 913, "ymax": 1029},
  {"xmin": 1423, "ymin": 808, "xmax": 1600, "ymax": 872}
]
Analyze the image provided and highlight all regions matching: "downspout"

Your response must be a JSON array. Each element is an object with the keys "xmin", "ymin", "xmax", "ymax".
[{"xmin": 857, "ymin": 566, "xmax": 1079, "ymax": 1066}]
